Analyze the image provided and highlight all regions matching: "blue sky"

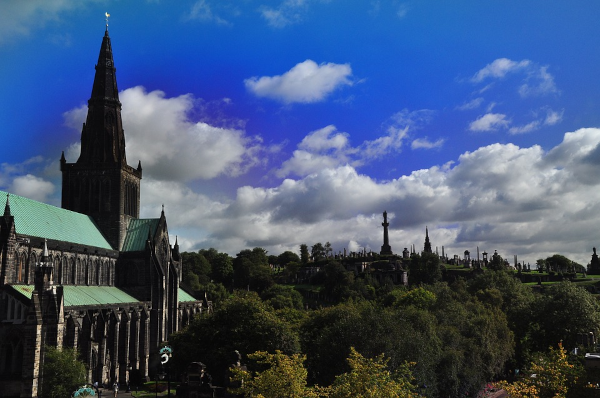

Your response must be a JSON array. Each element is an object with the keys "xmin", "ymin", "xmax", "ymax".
[{"xmin": 3, "ymin": 0, "xmax": 600, "ymax": 265}]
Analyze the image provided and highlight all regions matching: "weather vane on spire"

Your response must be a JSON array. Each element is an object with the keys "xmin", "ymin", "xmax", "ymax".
[{"xmin": 105, "ymin": 12, "xmax": 110, "ymax": 28}]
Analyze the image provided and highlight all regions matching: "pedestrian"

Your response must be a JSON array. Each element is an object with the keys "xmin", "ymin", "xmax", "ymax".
[{"xmin": 113, "ymin": 380, "xmax": 119, "ymax": 397}]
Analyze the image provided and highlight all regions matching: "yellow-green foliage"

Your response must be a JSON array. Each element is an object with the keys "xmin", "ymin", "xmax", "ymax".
[
  {"xmin": 230, "ymin": 347, "xmax": 422, "ymax": 398},
  {"xmin": 497, "ymin": 342, "xmax": 583, "ymax": 398},
  {"xmin": 326, "ymin": 347, "xmax": 420, "ymax": 398}
]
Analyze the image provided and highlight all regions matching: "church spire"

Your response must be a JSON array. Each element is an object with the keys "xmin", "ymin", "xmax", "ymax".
[
  {"xmin": 78, "ymin": 26, "xmax": 126, "ymax": 164},
  {"xmin": 423, "ymin": 226, "xmax": 432, "ymax": 254},
  {"xmin": 61, "ymin": 26, "xmax": 142, "ymax": 251},
  {"xmin": 3, "ymin": 193, "xmax": 10, "ymax": 217}
]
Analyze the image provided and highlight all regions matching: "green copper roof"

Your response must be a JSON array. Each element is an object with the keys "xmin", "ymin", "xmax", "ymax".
[
  {"xmin": 9, "ymin": 285, "xmax": 198, "ymax": 306},
  {"xmin": 0, "ymin": 191, "xmax": 112, "ymax": 250},
  {"xmin": 179, "ymin": 288, "xmax": 198, "ymax": 302},
  {"xmin": 10, "ymin": 285, "xmax": 141, "ymax": 307},
  {"xmin": 122, "ymin": 218, "xmax": 159, "ymax": 252}
]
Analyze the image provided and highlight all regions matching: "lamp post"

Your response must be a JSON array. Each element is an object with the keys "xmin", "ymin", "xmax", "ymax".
[
  {"xmin": 159, "ymin": 346, "xmax": 173, "ymax": 398},
  {"xmin": 155, "ymin": 371, "xmax": 165, "ymax": 398}
]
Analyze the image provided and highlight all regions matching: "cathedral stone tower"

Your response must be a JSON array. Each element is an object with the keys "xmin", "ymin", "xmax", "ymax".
[{"xmin": 61, "ymin": 27, "xmax": 142, "ymax": 251}]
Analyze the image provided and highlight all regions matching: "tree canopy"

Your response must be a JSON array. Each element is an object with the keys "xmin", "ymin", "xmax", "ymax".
[{"xmin": 40, "ymin": 346, "xmax": 87, "ymax": 398}]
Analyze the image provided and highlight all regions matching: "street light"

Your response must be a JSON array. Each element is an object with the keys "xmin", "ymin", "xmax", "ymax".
[{"xmin": 159, "ymin": 346, "xmax": 173, "ymax": 398}]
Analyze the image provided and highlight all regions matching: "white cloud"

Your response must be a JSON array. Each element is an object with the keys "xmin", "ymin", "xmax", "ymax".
[
  {"xmin": 276, "ymin": 109, "xmax": 434, "ymax": 178},
  {"xmin": 471, "ymin": 58, "xmax": 531, "ymax": 83},
  {"xmin": 185, "ymin": 0, "xmax": 232, "ymax": 26},
  {"xmin": 360, "ymin": 125, "xmax": 408, "ymax": 160},
  {"xmin": 299, "ymin": 125, "xmax": 350, "ymax": 152},
  {"xmin": 64, "ymin": 86, "xmax": 264, "ymax": 181},
  {"xmin": 260, "ymin": 0, "xmax": 308, "ymax": 28},
  {"xmin": 244, "ymin": 60, "xmax": 353, "ymax": 104},
  {"xmin": 469, "ymin": 113, "xmax": 510, "ymax": 132},
  {"xmin": 165, "ymin": 127, "xmax": 600, "ymax": 265},
  {"xmin": 276, "ymin": 125, "xmax": 353, "ymax": 178},
  {"xmin": 471, "ymin": 58, "xmax": 558, "ymax": 98},
  {"xmin": 10, "ymin": 174, "xmax": 55, "ymax": 203},
  {"xmin": 545, "ymin": 109, "xmax": 564, "ymax": 125},
  {"xmin": 411, "ymin": 137, "xmax": 444, "ymax": 150},
  {"xmin": 456, "ymin": 97, "xmax": 484, "ymax": 111},
  {"xmin": 0, "ymin": 0, "xmax": 82, "ymax": 45},
  {"xmin": 397, "ymin": 3, "xmax": 409, "ymax": 18},
  {"xmin": 509, "ymin": 120, "xmax": 540, "ymax": 135},
  {"xmin": 518, "ymin": 65, "xmax": 558, "ymax": 97}
]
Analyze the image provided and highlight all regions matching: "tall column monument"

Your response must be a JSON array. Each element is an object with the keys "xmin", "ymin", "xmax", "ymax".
[{"xmin": 380, "ymin": 211, "xmax": 393, "ymax": 255}]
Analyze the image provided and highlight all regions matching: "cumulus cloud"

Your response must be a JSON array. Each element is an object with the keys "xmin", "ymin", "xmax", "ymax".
[
  {"xmin": 9, "ymin": 174, "xmax": 55, "ymax": 202},
  {"xmin": 64, "ymin": 86, "xmax": 264, "ymax": 181},
  {"xmin": 276, "ymin": 119, "xmax": 417, "ymax": 178},
  {"xmin": 469, "ymin": 113, "xmax": 510, "ymax": 132},
  {"xmin": 276, "ymin": 125, "xmax": 353, "ymax": 178},
  {"xmin": 244, "ymin": 60, "xmax": 353, "ymax": 104},
  {"xmin": 164, "ymin": 128, "xmax": 600, "ymax": 266},
  {"xmin": 0, "ymin": 157, "xmax": 57, "ymax": 203},
  {"xmin": 275, "ymin": 109, "xmax": 434, "ymax": 178}
]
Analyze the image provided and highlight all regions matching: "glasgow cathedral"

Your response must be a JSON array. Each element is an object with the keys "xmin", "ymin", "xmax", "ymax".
[{"xmin": 0, "ymin": 27, "xmax": 203, "ymax": 397}]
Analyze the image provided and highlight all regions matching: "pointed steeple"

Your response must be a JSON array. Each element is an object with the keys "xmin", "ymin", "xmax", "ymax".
[
  {"xmin": 423, "ymin": 226, "xmax": 432, "ymax": 254},
  {"xmin": 78, "ymin": 28, "xmax": 126, "ymax": 164},
  {"xmin": 172, "ymin": 236, "xmax": 181, "ymax": 262},
  {"xmin": 61, "ymin": 27, "xmax": 142, "ymax": 251},
  {"xmin": 3, "ymin": 193, "xmax": 11, "ymax": 217}
]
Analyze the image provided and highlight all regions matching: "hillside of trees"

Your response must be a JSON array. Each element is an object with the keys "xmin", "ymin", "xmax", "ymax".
[{"xmin": 171, "ymin": 246, "xmax": 600, "ymax": 397}]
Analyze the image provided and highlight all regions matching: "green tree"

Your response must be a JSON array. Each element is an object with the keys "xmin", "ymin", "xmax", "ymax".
[
  {"xmin": 545, "ymin": 254, "xmax": 577, "ymax": 273},
  {"xmin": 233, "ymin": 248, "xmax": 273, "ymax": 292},
  {"xmin": 199, "ymin": 247, "xmax": 219, "ymax": 263},
  {"xmin": 408, "ymin": 253, "xmax": 442, "ymax": 285},
  {"xmin": 277, "ymin": 251, "xmax": 301, "ymax": 266},
  {"xmin": 326, "ymin": 347, "xmax": 420, "ymax": 398},
  {"xmin": 40, "ymin": 346, "xmax": 87, "ymax": 398},
  {"xmin": 488, "ymin": 250, "xmax": 505, "ymax": 271},
  {"xmin": 181, "ymin": 251, "xmax": 212, "ymax": 289},
  {"xmin": 325, "ymin": 242, "xmax": 333, "ymax": 258},
  {"xmin": 321, "ymin": 261, "xmax": 355, "ymax": 301},
  {"xmin": 261, "ymin": 284, "xmax": 304, "ymax": 310},
  {"xmin": 229, "ymin": 351, "xmax": 321, "ymax": 398},
  {"xmin": 427, "ymin": 282, "xmax": 514, "ymax": 396},
  {"xmin": 170, "ymin": 291, "xmax": 299, "ymax": 385},
  {"xmin": 393, "ymin": 287, "xmax": 436, "ymax": 309},
  {"xmin": 536, "ymin": 258, "xmax": 546, "ymax": 272},
  {"xmin": 211, "ymin": 252, "xmax": 233, "ymax": 284},
  {"xmin": 300, "ymin": 244, "xmax": 310, "ymax": 265},
  {"xmin": 498, "ymin": 343, "xmax": 585, "ymax": 398},
  {"xmin": 468, "ymin": 270, "xmax": 536, "ymax": 367},
  {"xmin": 311, "ymin": 243, "xmax": 326, "ymax": 262},
  {"xmin": 533, "ymin": 281, "xmax": 600, "ymax": 351},
  {"xmin": 301, "ymin": 301, "xmax": 440, "ymax": 391}
]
